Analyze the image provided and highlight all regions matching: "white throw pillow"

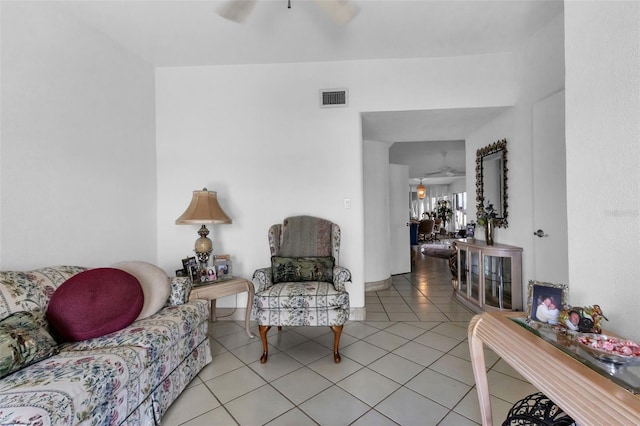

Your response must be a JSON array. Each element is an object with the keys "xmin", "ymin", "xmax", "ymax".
[{"xmin": 112, "ymin": 261, "xmax": 170, "ymax": 320}]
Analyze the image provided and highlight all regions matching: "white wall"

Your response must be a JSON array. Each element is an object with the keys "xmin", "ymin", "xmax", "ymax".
[
  {"xmin": 1, "ymin": 2, "xmax": 157, "ymax": 269},
  {"xmin": 363, "ymin": 140, "xmax": 391, "ymax": 284},
  {"xmin": 565, "ymin": 2, "xmax": 640, "ymax": 340},
  {"xmin": 156, "ymin": 53, "xmax": 516, "ymax": 310},
  {"xmin": 466, "ymin": 13, "xmax": 565, "ymax": 291}
]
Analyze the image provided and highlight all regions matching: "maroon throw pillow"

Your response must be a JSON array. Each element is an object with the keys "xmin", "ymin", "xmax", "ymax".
[{"xmin": 46, "ymin": 268, "xmax": 143, "ymax": 342}]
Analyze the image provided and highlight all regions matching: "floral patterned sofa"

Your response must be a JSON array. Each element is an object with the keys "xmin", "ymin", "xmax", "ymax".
[{"xmin": 0, "ymin": 265, "xmax": 210, "ymax": 425}]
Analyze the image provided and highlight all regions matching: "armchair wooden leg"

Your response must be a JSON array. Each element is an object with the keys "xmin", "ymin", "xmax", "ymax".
[
  {"xmin": 259, "ymin": 325, "xmax": 271, "ymax": 364},
  {"xmin": 330, "ymin": 325, "xmax": 343, "ymax": 363}
]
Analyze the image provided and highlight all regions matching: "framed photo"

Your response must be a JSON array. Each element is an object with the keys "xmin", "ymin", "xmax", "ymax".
[
  {"xmin": 181, "ymin": 256, "xmax": 199, "ymax": 282},
  {"xmin": 466, "ymin": 223, "xmax": 475, "ymax": 238},
  {"xmin": 205, "ymin": 267, "xmax": 217, "ymax": 281},
  {"xmin": 215, "ymin": 254, "xmax": 232, "ymax": 280},
  {"xmin": 526, "ymin": 280, "xmax": 568, "ymax": 326}
]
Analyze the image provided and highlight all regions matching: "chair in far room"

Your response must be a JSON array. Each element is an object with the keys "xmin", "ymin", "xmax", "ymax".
[
  {"xmin": 418, "ymin": 219, "xmax": 435, "ymax": 242},
  {"xmin": 252, "ymin": 215, "xmax": 351, "ymax": 363}
]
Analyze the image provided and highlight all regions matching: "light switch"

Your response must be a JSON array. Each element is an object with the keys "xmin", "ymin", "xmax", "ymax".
[{"xmin": 343, "ymin": 198, "xmax": 351, "ymax": 209}]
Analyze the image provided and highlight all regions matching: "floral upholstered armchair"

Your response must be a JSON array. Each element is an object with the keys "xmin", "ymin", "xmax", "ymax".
[{"xmin": 252, "ymin": 216, "xmax": 350, "ymax": 363}]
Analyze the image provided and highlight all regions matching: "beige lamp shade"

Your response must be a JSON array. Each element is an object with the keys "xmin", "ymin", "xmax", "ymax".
[{"xmin": 175, "ymin": 189, "xmax": 232, "ymax": 225}]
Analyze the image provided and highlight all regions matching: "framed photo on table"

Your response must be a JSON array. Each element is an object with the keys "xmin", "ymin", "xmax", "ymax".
[
  {"xmin": 526, "ymin": 280, "xmax": 568, "ymax": 327},
  {"xmin": 214, "ymin": 255, "xmax": 232, "ymax": 280},
  {"xmin": 181, "ymin": 256, "xmax": 199, "ymax": 282}
]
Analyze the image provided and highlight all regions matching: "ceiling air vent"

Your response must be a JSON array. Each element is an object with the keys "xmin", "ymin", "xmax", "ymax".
[{"xmin": 320, "ymin": 89, "xmax": 348, "ymax": 108}]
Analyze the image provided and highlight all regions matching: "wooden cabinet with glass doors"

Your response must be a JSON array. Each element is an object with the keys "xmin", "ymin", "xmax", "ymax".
[{"xmin": 455, "ymin": 239, "xmax": 522, "ymax": 312}]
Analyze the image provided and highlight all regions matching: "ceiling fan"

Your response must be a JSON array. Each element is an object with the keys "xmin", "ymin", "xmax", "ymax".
[
  {"xmin": 424, "ymin": 151, "xmax": 465, "ymax": 178},
  {"xmin": 217, "ymin": 0, "xmax": 360, "ymax": 25}
]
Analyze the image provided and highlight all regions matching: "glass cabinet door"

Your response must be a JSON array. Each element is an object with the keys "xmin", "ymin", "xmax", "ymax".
[
  {"xmin": 458, "ymin": 248, "xmax": 467, "ymax": 294},
  {"xmin": 483, "ymin": 255, "xmax": 513, "ymax": 309},
  {"xmin": 469, "ymin": 250, "xmax": 480, "ymax": 304}
]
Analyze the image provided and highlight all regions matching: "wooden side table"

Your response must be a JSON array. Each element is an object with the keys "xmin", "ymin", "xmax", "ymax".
[
  {"xmin": 189, "ymin": 277, "xmax": 255, "ymax": 338},
  {"xmin": 469, "ymin": 311, "xmax": 640, "ymax": 425}
]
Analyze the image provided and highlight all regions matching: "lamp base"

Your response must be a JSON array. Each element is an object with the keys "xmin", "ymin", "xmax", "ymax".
[
  {"xmin": 196, "ymin": 250, "xmax": 212, "ymax": 264},
  {"xmin": 194, "ymin": 225, "xmax": 213, "ymax": 263}
]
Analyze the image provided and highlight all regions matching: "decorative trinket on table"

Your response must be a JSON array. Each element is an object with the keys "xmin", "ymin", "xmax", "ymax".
[
  {"xmin": 575, "ymin": 334, "xmax": 640, "ymax": 371},
  {"xmin": 558, "ymin": 305, "xmax": 607, "ymax": 333}
]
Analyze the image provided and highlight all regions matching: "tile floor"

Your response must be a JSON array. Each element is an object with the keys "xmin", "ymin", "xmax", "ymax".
[{"xmin": 162, "ymin": 252, "xmax": 537, "ymax": 425}]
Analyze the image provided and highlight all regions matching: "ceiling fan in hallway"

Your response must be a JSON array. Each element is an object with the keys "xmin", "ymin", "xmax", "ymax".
[
  {"xmin": 424, "ymin": 151, "xmax": 465, "ymax": 178},
  {"xmin": 217, "ymin": 0, "xmax": 360, "ymax": 25}
]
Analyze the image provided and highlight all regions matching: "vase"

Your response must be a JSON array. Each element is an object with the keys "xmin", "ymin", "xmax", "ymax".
[{"xmin": 485, "ymin": 220, "xmax": 495, "ymax": 246}]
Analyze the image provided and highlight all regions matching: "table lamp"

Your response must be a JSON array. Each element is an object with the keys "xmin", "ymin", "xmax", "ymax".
[{"xmin": 175, "ymin": 188, "xmax": 232, "ymax": 263}]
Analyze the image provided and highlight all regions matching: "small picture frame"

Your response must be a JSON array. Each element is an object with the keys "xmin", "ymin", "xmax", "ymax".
[
  {"xmin": 205, "ymin": 267, "xmax": 217, "ymax": 282},
  {"xmin": 466, "ymin": 223, "xmax": 475, "ymax": 238},
  {"xmin": 526, "ymin": 280, "xmax": 568, "ymax": 326},
  {"xmin": 181, "ymin": 256, "xmax": 198, "ymax": 282},
  {"xmin": 214, "ymin": 254, "xmax": 232, "ymax": 280}
]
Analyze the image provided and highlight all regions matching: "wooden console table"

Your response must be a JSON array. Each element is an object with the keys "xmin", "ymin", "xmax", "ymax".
[
  {"xmin": 189, "ymin": 277, "xmax": 255, "ymax": 338},
  {"xmin": 469, "ymin": 312, "xmax": 640, "ymax": 425}
]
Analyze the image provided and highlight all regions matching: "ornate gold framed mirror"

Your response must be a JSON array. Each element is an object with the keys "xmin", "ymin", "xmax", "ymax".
[{"xmin": 476, "ymin": 139, "xmax": 508, "ymax": 228}]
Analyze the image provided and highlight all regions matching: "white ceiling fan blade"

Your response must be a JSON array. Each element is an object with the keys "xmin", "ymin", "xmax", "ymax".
[
  {"xmin": 314, "ymin": 0, "xmax": 360, "ymax": 26},
  {"xmin": 217, "ymin": 0, "xmax": 257, "ymax": 23}
]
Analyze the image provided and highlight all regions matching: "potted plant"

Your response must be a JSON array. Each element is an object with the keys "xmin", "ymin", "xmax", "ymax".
[
  {"xmin": 477, "ymin": 203, "xmax": 497, "ymax": 245},
  {"xmin": 436, "ymin": 200, "xmax": 453, "ymax": 229}
]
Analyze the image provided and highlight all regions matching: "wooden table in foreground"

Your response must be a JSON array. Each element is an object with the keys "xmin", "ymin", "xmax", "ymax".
[
  {"xmin": 468, "ymin": 312, "xmax": 640, "ymax": 426},
  {"xmin": 189, "ymin": 276, "xmax": 255, "ymax": 338}
]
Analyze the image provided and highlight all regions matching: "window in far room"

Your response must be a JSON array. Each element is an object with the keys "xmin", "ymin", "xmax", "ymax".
[{"xmin": 453, "ymin": 192, "xmax": 467, "ymax": 231}]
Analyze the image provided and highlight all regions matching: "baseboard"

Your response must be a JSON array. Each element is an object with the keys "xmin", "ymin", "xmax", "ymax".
[
  {"xmin": 349, "ymin": 306, "xmax": 366, "ymax": 321},
  {"xmin": 365, "ymin": 276, "xmax": 392, "ymax": 292}
]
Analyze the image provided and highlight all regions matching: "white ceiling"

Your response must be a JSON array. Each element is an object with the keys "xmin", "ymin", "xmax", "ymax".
[
  {"xmin": 56, "ymin": 0, "xmax": 562, "ymax": 183},
  {"xmin": 59, "ymin": 0, "xmax": 563, "ymax": 67}
]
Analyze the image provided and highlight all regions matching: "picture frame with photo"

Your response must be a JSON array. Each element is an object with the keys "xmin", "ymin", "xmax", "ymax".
[
  {"xmin": 214, "ymin": 254, "xmax": 232, "ymax": 281},
  {"xmin": 181, "ymin": 256, "xmax": 199, "ymax": 282},
  {"xmin": 526, "ymin": 280, "xmax": 568, "ymax": 327}
]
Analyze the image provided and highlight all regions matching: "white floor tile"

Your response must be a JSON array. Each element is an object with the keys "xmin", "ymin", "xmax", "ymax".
[
  {"xmin": 362, "ymin": 330, "xmax": 409, "ymax": 352},
  {"xmin": 430, "ymin": 322, "xmax": 469, "ymax": 340},
  {"xmin": 248, "ymin": 351, "xmax": 303, "ymax": 382},
  {"xmin": 486, "ymin": 370, "xmax": 539, "ymax": 404},
  {"xmin": 162, "ymin": 383, "xmax": 221, "ymax": 425},
  {"xmin": 383, "ymin": 322, "xmax": 428, "ymax": 340},
  {"xmin": 298, "ymin": 386, "xmax": 370, "ymax": 425},
  {"xmin": 284, "ymin": 340, "xmax": 332, "ymax": 364},
  {"xmin": 337, "ymin": 368, "xmax": 402, "ymax": 406},
  {"xmin": 271, "ymin": 366, "xmax": 332, "ymax": 405},
  {"xmin": 405, "ymin": 368, "xmax": 471, "ymax": 408},
  {"xmin": 387, "ymin": 312, "xmax": 421, "ymax": 321},
  {"xmin": 204, "ymin": 366, "xmax": 267, "ymax": 404},
  {"xmin": 392, "ymin": 341, "xmax": 445, "ymax": 367},
  {"xmin": 198, "ymin": 351, "xmax": 244, "ymax": 381},
  {"xmin": 413, "ymin": 330, "xmax": 462, "ymax": 352},
  {"xmin": 368, "ymin": 352, "xmax": 425, "ymax": 384},
  {"xmin": 181, "ymin": 406, "xmax": 237, "ymax": 426},
  {"xmin": 429, "ymin": 354, "xmax": 476, "ymax": 386},
  {"xmin": 375, "ymin": 387, "xmax": 449, "ymax": 426},
  {"xmin": 343, "ymin": 322, "xmax": 381, "ymax": 339},
  {"xmin": 366, "ymin": 312, "xmax": 391, "ymax": 321},
  {"xmin": 225, "ymin": 385, "xmax": 294, "ymax": 425},
  {"xmin": 341, "ymin": 340, "xmax": 388, "ymax": 365},
  {"xmin": 453, "ymin": 390, "xmax": 514, "ymax": 424},
  {"xmin": 266, "ymin": 408, "xmax": 317, "ymax": 426},
  {"xmin": 307, "ymin": 354, "xmax": 364, "ymax": 383},
  {"xmin": 438, "ymin": 410, "xmax": 480, "ymax": 425},
  {"xmin": 351, "ymin": 409, "xmax": 399, "ymax": 425}
]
